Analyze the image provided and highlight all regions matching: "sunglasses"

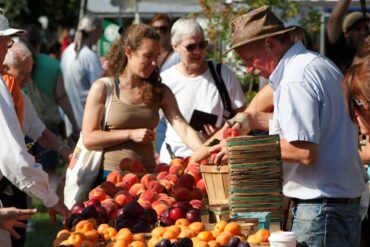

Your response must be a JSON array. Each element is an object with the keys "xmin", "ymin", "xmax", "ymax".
[
  {"xmin": 153, "ymin": 25, "xmax": 169, "ymax": 33},
  {"xmin": 353, "ymin": 98, "xmax": 364, "ymax": 111},
  {"xmin": 181, "ymin": 41, "xmax": 208, "ymax": 52}
]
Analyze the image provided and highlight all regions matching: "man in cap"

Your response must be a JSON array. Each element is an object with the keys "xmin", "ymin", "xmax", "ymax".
[
  {"xmin": 0, "ymin": 9, "xmax": 68, "ymax": 246},
  {"xmin": 326, "ymin": 0, "xmax": 369, "ymax": 73},
  {"xmin": 200, "ymin": 5, "xmax": 368, "ymax": 246}
]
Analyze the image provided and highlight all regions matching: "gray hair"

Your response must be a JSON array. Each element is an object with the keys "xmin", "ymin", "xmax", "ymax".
[
  {"xmin": 4, "ymin": 41, "xmax": 32, "ymax": 67},
  {"xmin": 74, "ymin": 14, "xmax": 102, "ymax": 56},
  {"xmin": 171, "ymin": 17, "xmax": 204, "ymax": 45}
]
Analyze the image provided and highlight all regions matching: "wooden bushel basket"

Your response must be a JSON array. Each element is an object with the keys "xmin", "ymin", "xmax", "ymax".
[{"xmin": 200, "ymin": 163, "xmax": 229, "ymax": 205}]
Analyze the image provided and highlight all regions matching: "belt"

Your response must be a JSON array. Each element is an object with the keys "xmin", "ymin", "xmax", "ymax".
[{"xmin": 293, "ymin": 197, "xmax": 361, "ymax": 205}]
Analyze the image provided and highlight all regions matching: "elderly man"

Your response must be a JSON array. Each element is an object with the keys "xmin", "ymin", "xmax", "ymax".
[
  {"xmin": 195, "ymin": 6, "xmax": 368, "ymax": 246},
  {"xmin": 0, "ymin": 10, "xmax": 68, "ymax": 246}
]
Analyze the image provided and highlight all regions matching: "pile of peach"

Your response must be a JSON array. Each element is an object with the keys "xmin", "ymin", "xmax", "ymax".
[
  {"xmin": 54, "ymin": 219, "xmax": 146, "ymax": 247},
  {"xmin": 148, "ymin": 219, "xmax": 252, "ymax": 247},
  {"xmin": 246, "ymin": 228, "xmax": 270, "ymax": 245}
]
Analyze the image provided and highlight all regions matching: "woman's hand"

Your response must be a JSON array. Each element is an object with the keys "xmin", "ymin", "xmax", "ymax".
[
  {"xmin": 0, "ymin": 207, "xmax": 37, "ymax": 239},
  {"xmin": 130, "ymin": 129, "xmax": 155, "ymax": 144},
  {"xmin": 209, "ymin": 139, "xmax": 228, "ymax": 165}
]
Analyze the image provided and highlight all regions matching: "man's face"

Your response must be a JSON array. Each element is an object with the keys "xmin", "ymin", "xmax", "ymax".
[
  {"xmin": 235, "ymin": 40, "xmax": 276, "ymax": 79},
  {"xmin": 7, "ymin": 56, "xmax": 33, "ymax": 88},
  {"xmin": 346, "ymin": 19, "xmax": 369, "ymax": 50},
  {"xmin": 0, "ymin": 36, "xmax": 11, "ymax": 66}
]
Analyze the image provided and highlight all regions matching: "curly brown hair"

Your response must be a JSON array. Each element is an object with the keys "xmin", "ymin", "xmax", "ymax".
[{"xmin": 105, "ymin": 24, "xmax": 163, "ymax": 105}]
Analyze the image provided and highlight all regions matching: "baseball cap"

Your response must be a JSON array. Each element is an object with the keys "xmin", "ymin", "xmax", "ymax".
[{"xmin": 0, "ymin": 8, "xmax": 25, "ymax": 36}]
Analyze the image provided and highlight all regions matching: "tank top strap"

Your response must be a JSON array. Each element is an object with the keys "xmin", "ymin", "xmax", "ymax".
[{"xmin": 114, "ymin": 77, "xmax": 120, "ymax": 98}]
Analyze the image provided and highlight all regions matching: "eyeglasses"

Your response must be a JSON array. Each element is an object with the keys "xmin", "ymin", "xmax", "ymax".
[
  {"xmin": 7, "ymin": 39, "xmax": 14, "ymax": 49},
  {"xmin": 153, "ymin": 25, "xmax": 169, "ymax": 33},
  {"xmin": 180, "ymin": 41, "xmax": 208, "ymax": 52}
]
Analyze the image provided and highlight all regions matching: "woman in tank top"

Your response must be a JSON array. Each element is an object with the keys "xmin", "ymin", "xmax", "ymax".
[{"xmin": 81, "ymin": 24, "xmax": 203, "ymax": 180}]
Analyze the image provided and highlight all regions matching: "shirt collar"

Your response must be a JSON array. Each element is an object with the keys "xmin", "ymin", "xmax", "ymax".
[{"xmin": 269, "ymin": 42, "xmax": 306, "ymax": 90}]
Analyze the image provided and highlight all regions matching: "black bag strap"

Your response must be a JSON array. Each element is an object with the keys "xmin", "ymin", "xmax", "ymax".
[{"xmin": 207, "ymin": 60, "xmax": 234, "ymax": 119}]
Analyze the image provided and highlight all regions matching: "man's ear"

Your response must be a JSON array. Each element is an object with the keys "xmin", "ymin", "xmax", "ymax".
[
  {"xmin": 172, "ymin": 43, "xmax": 179, "ymax": 52},
  {"xmin": 124, "ymin": 47, "xmax": 132, "ymax": 58}
]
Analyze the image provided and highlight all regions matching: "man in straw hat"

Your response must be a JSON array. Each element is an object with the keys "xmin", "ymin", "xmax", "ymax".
[
  {"xmin": 0, "ymin": 9, "xmax": 68, "ymax": 246},
  {"xmin": 195, "ymin": 5, "xmax": 368, "ymax": 246}
]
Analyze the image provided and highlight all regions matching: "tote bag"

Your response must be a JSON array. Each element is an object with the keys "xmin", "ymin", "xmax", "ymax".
[{"xmin": 64, "ymin": 77, "xmax": 113, "ymax": 209}]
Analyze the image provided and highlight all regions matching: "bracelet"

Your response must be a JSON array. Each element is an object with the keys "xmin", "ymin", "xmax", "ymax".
[{"xmin": 57, "ymin": 144, "xmax": 69, "ymax": 155}]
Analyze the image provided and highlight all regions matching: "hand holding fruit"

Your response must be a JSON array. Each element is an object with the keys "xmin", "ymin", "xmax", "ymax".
[
  {"xmin": 130, "ymin": 128, "xmax": 155, "ymax": 144},
  {"xmin": 0, "ymin": 207, "xmax": 37, "ymax": 239},
  {"xmin": 47, "ymin": 200, "xmax": 69, "ymax": 224},
  {"xmin": 226, "ymin": 112, "xmax": 251, "ymax": 135},
  {"xmin": 209, "ymin": 139, "xmax": 228, "ymax": 165}
]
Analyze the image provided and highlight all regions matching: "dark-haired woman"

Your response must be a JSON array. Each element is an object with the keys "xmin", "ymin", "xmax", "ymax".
[{"xmin": 82, "ymin": 24, "xmax": 202, "ymax": 179}]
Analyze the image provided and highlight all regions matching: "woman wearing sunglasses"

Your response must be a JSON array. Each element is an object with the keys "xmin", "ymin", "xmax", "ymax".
[{"xmin": 158, "ymin": 17, "xmax": 246, "ymax": 164}]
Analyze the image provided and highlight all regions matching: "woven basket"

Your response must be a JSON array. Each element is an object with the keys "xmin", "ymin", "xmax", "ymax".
[{"xmin": 200, "ymin": 163, "xmax": 229, "ymax": 205}]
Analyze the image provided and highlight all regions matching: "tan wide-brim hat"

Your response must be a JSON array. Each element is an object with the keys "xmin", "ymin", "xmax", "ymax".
[
  {"xmin": 342, "ymin": 11, "xmax": 369, "ymax": 33},
  {"xmin": 224, "ymin": 5, "xmax": 295, "ymax": 54}
]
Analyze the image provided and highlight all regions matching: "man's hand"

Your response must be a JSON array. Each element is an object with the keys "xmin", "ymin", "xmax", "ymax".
[
  {"xmin": 0, "ymin": 207, "xmax": 37, "ymax": 239},
  {"xmin": 226, "ymin": 112, "xmax": 251, "ymax": 135},
  {"xmin": 47, "ymin": 200, "xmax": 69, "ymax": 224}
]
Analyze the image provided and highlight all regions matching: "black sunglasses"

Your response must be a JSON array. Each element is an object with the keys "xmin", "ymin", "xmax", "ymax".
[
  {"xmin": 153, "ymin": 25, "xmax": 169, "ymax": 33},
  {"xmin": 181, "ymin": 41, "xmax": 208, "ymax": 52}
]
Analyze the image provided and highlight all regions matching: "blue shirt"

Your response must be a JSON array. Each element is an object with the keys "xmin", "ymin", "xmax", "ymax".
[{"xmin": 269, "ymin": 42, "xmax": 368, "ymax": 199}]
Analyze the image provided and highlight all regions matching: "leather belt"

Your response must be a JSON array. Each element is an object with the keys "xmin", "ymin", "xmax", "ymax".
[{"xmin": 293, "ymin": 197, "xmax": 361, "ymax": 205}]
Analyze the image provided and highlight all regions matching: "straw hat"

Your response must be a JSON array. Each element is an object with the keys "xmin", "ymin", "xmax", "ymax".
[{"xmin": 224, "ymin": 5, "xmax": 295, "ymax": 54}]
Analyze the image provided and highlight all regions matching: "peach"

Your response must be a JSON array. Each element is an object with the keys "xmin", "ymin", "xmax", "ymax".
[
  {"xmin": 137, "ymin": 199, "xmax": 152, "ymax": 209},
  {"xmin": 172, "ymin": 187, "xmax": 191, "ymax": 202},
  {"xmin": 100, "ymin": 181, "xmax": 119, "ymax": 197},
  {"xmin": 119, "ymin": 157, "xmax": 133, "ymax": 171},
  {"xmin": 169, "ymin": 164, "xmax": 184, "ymax": 176},
  {"xmin": 164, "ymin": 174, "xmax": 179, "ymax": 184},
  {"xmin": 115, "ymin": 181, "xmax": 130, "ymax": 191},
  {"xmin": 169, "ymin": 157, "xmax": 185, "ymax": 167},
  {"xmin": 147, "ymin": 180, "xmax": 163, "ymax": 194},
  {"xmin": 178, "ymin": 174, "xmax": 195, "ymax": 190},
  {"xmin": 190, "ymin": 199, "xmax": 204, "ymax": 209},
  {"xmin": 123, "ymin": 173, "xmax": 140, "ymax": 188},
  {"xmin": 129, "ymin": 159, "xmax": 145, "ymax": 173},
  {"xmin": 196, "ymin": 179, "xmax": 207, "ymax": 195},
  {"xmin": 183, "ymin": 156, "xmax": 191, "ymax": 166},
  {"xmin": 140, "ymin": 174, "xmax": 157, "ymax": 188},
  {"xmin": 88, "ymin": 187, "xmax": 107, "ymax": 201},
  {"xmin": 106, "ymin": 170, "xmax": 123, "ymax": 184},
  {"xmin": 216, "ymin": 231, "xmax": 233, "ymax": 246},
  {"xmin": 138, "ymin": 190, "xmax": 156, "ymax": 202},
  {"xmin": 157, "ymin": 171, "xmax": 168, "ymax": 180},
  {"xmin": 159, "ymin": 179, "xmax": 173, "ymax": 192},
  {"xmin": 156, "ymin": 163, "xmax": 169, "ymax": 172},
  {"xmin": 224, "ymin": 222, "xmax": 241, "ymax": 235},
  {"xmin": 129, "ymin": 183, "xmax": 146, "ymax": 197},
  {"xmin": 101, "ymin": 198, "xmax": 119, "ymax": 220},
  {"xmin": 184, "ymin": 163, "xmax": 200, "ymax": 173},
  {"xmin": 114, "ymin": 190, "xmax": 133, "ymax": 207},
  {"xmin": 189, "ymin": 188, "xmax": 203, "ymax": 201},
  {"xmin": 187, "ymin": 170, "xmax": 202, "ymax": 184},
  {"xmin": 152, "ymin": 201, "xmax": 169, "ymax": 217}
]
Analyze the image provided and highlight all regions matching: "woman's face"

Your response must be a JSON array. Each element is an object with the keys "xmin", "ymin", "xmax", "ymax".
[
  {"xmin": 174, "ymin": 34, "xmax": 207, "ymax": 69},
  {"xmin": 353, "ymin": 96, "xmax": 370, "ymax": 135},
  {"xmin": 126, "ymin": 38, "xmax": 160, "ymax": 79}
]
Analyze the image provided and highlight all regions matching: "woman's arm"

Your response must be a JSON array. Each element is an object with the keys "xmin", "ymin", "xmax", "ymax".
[
  {"xmin": 82, "ymin": 79, "xmax": 155, "ymax": 150},
  {"xmin": 327, "ymin": 0, "xmax": 351, "ymax": 43},
  {"xmin": 161, "ymin": 86, "xmax": 203, "ymax": 151}
]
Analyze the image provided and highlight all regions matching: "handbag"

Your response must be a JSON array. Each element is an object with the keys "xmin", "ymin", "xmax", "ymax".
[{"xmin": 64, "ymin": 77, "xmax": 113, "ymax": 209}]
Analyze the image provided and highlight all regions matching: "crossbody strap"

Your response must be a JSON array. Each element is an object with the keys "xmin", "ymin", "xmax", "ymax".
[{"xmin": 207, "ymin": 60, "xmax": 234, "ymax": 119}]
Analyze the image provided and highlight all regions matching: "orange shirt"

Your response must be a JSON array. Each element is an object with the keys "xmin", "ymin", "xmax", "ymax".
[{"xmin": 2, "ymin": 73, "xmax": 24, "ymax": 128}]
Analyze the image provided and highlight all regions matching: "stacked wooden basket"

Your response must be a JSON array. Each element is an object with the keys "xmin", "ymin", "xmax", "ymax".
[{"xmin": 226, "ymin": 135, "xmax": 283, "ymax": 224}]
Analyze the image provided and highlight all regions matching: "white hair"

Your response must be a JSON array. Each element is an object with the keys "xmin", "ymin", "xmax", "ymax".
[
  {"xmin": 4, "ymin": 41, "xmax": 32, "ymax": 67},
  {"xmin": 171, "ymin": 17, "xmax": 204, "ymax": 45}
]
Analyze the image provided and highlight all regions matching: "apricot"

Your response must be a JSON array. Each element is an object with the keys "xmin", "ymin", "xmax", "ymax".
[
  {"xmin": 97, "ymin": 223, "xmax": 110, "ymax": 234},
  {"xmin": 128, "ymin": 240, "xmax": 146, "ymax": 247},
  {"xmin": 75, "ymin": 220, "xmax": 94, "ymax": 233},
  {"xmin": 208, "ymin": 240, "xmax": 220, "ymax": 247},
  {"xmin": 151, "ymin": 226, "xmax": 166, "ymax": 238},
  {"xmin": 247, "ymin": 233, "xmax": 263, "ymax": 244},
  {"xmin": 189, "ymin": 222, "xmax": 205, "ymax": 234},
  {"xmin": 102, "ymin": 227, "xmax": 118, "ymax": 241},
  {"xmin": 178, "ymin": 228, "xmax": 195, "ymax": 238},
  {"xmin": 80, "ymin": 240, "xmax": 98, "ymax": 247},
  {"xmin": 84, "ymin": 230, "xmax": 99, "ymax": 242},
  {"xmin": 193, "ymin": 239, "xmax": 209, "ymax": 247},
  {"xmin": 67, "ymin": 232, "xmax": 87, "ymax": 247},
  {"xmin": 86, "ymin": 218, "xmax": 98, "ymax": 229},
  {"xmin": 256, "ymin": 228, "xmax": 270, "ymax": 242},
  {"xmin": 224, "ymin": 221, "xmax": 241, "ymax": 235},
  {"xmin": 216, "ymin": 231, "xmax": 233, "ymax": 246},
  {"xmin": 166, "ymin": 225, "xmax": 181, "ymax": 236},
  {"xmin": 197, "ymin": 230, "xmax": 215, "ymax": 242},
  {"xmin": 56, "ymin": 229, "xmax": 70, "ymax": 241},
  {"xmin": 175, "ymin": 218, "xmax": 190, "ymax": 227},
  {"xmin": 169, "ymin": 157, "xmax": 185, "ymax": 167},
  {"xmin": 214, "ymin": 220, "xmax": 228, "ymax": 233},
  {"xmin": 162, "ymin": 229, "xmax": 178, "ymax": 240},
  {"xmin": 116, "ymin": 228, "xmax": 133, "ymax": 242},
  {"xmin": 132, "ymin": 233, "xmax": 145, "ymax": 242},
  {"xmin": 147, "ymin": 237, "xmax": 160, "ymax": 247},
  {"xmin": 106, "ymin": 239, "xmax": 130, "ymax": 247}
]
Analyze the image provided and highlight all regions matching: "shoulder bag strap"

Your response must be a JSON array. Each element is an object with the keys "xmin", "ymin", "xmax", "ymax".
[
  {"xmin": 207, "ymin": 60, "xmax": 234, "ymax": 119},
  {"xmin": 101, "ymin": 77, "xmax": 114, "ymax": 129}
]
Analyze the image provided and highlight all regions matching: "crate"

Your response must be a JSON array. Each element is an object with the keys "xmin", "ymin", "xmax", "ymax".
[
  {"xmin": 227, "ymin": 135, "xmax": 284, "ymax": 224},
  {"xmin": 208, "ymin": 204, "xmax": 230, "ymax": 223},
  {"xmin": 200, "ymin": 163, "xmax": 229, "ymax": 205}
]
